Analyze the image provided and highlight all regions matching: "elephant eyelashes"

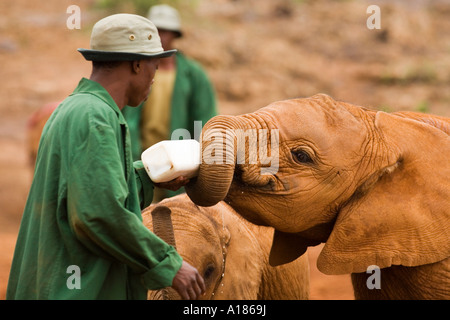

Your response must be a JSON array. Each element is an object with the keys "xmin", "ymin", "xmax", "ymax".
[
  {"xmin": 203, "ymin": 264, "xmax": 216, "ymax": 280},
  {"xmin": 291, "ymin": 149, "xmax": 314, "ymax": 164}
]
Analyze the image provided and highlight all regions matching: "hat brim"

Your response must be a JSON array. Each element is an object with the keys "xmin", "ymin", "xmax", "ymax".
[{"xmin": 77, "ymin": 48, "xmax": 177, "ymax": 61}]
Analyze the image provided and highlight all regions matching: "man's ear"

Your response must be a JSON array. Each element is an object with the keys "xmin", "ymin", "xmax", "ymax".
[{"xmin": 131, "ymin": 60, "xmax": 142, "ymax": 74}]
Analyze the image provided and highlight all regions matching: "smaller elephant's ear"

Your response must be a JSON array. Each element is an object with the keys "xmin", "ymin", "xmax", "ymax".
[{"xmin": 318, "ymin": 112, "xmax": 450, "ymax": 275}]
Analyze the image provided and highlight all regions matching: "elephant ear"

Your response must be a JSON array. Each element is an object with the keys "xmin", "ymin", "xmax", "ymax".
[
  {"xmin": 268, "ymin": 223, "xmax": 332, "ymax": 266},
  {"xmin": 269, "ymin": 231, "xmax": 311, "ymax": 266},
  {"xmin": 318, "ymin": 112, "xmax": 450, "ymax": 275}
]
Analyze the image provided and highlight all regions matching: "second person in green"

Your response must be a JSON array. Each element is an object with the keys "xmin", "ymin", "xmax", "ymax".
[{"xmin": 122, "ymin": 4, "xmax": 217, "ymax": 202}]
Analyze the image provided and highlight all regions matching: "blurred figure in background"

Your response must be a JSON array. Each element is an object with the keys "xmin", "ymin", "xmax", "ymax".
[
  {"xmin": 27, "ymin": 101, "xmax": 59, "ymax": 167},
  {"xmin": 122, "ymin": 4, "xmax": 217, "ymax": 203}
]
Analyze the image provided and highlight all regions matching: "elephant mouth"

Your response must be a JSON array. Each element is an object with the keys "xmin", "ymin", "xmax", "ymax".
[
  {"xmin": 223, "ymin": 166, "xmax": 291, "ymax": 228},
  {"xmin": 223, "ymin": 193, "xmax": 271, "ymax": 227},
  {"xmin": 232, "ymin": 164, "xmax": 286, "ymax": 192}
]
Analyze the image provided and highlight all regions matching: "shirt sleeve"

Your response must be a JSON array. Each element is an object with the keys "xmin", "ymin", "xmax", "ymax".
[
  {"xmin": 66, "ymin": 112, "xmax": 182, "ymax": 290},
  {"xmin": 133, "ymin": 160, "xmax": 154, "ymax": 209}
]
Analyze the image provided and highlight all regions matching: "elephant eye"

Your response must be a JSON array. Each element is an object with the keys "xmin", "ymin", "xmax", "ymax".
[
  {"xmin": 203, "ymin": 264, "xmax": 216, "ymax": 280},
  {"xmin": 291, "ymin": 149, "xmax": 314, "ymax": 164}
]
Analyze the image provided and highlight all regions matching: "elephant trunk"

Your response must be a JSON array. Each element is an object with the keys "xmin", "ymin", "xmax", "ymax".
[
  {"xmin": 150, "ymin": 206, "xmax": 180, "ymax": 300},
  {"xmin": 185, "ymin": 115, "xmax": 244, "ymax": 207},
  {"xmin": 151, "ymin": 206, "xmax": 177, "ymax": 248}
]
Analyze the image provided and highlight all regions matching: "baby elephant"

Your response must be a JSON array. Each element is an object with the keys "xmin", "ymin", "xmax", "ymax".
[{"xmin": 142, "ymin": 194, "xmax": 310, "ymax": 300}]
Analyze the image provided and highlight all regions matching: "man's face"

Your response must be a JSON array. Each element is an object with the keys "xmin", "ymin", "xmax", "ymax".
[
  {"xmin": 158, "ymin": 29, "xmax": 178, "ymax": 50},
  {"xmin": 129, "ymin": 58, "xmax": 160, "ymax": 107}
]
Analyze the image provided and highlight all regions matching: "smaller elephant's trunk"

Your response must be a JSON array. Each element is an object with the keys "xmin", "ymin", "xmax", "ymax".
[
  {"xmin": 151, "ymin": 206, "xmax": 177, "ymax": 248},
  {"xmin": 150, "ymin": 206, "xmax": 180, "ymax": 300}
]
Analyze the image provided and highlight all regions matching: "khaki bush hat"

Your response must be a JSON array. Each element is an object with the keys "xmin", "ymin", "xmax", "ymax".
[
  {"xmin": 78, "ymin": 13, "xmax": 176, "ymax": 61},
  {"xmin": 148, "ymin": 4, "xmax": 183, "ymax": 38}
]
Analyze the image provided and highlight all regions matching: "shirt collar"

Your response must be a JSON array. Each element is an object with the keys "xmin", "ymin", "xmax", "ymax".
[{"xmin": 72, "ymin": 77, "xmax": 123, "ymax": 117}]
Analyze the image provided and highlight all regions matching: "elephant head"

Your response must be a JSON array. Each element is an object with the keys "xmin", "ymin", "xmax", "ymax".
[
  {"xmin": 185, "ymin": 94, "xmax": 450, "ymax": 275},
  {"xmin": 143, "ymin": 194, "xmax": 310, "ymax": 300}
]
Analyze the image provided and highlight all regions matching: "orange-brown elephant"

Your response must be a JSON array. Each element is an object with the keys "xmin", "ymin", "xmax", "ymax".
[
  {"xmin": 185, "ymin": 93, "xmax": 450, "ymax": 299},
  {"xmin": 142, "ymin": 194, "xmax": 310, "ymax": 300}
]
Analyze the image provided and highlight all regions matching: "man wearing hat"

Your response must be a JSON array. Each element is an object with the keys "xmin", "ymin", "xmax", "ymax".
[
  {"xmin": 122, "ymin": 4, "xmax": 217, "ymax": 203},
  {"xmin": 7, "ymin": 14, "xmax": 205, "ymax": 300}
]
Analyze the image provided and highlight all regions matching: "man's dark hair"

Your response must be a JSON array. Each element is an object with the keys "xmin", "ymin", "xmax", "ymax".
[{"xmin": 92, "ymin": 60, "xmax": 123, "ymax": 70}]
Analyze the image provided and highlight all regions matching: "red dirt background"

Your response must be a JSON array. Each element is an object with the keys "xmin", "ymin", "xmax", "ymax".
[{"xmin": 1, "ymin": 0, "xmax": 449, "ymax": 300}]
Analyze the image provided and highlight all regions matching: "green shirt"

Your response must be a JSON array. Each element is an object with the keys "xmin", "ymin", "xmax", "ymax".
[{"xmin": 7, "ymin": 78, "xmax": 182, "ymax": 300}]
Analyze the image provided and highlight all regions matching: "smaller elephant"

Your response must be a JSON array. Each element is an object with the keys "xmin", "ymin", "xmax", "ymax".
[{"xmin": 142, "ymin": 194, "xmax": 310, "ymax": 300}]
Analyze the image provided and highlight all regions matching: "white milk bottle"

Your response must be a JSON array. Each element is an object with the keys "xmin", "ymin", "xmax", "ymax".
[{"xmin": 141, "ymin": 139, "xmax": 201, "ymax": 183}]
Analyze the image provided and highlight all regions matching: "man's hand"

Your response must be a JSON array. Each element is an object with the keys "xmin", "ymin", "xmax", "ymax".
[
  {"xmin": 155, "ymin": 176, "xmax": 190, "ymax": 191},
  {"xmin": 171, "ymin": 261, "xmax": 206, "ymax": 300}
]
